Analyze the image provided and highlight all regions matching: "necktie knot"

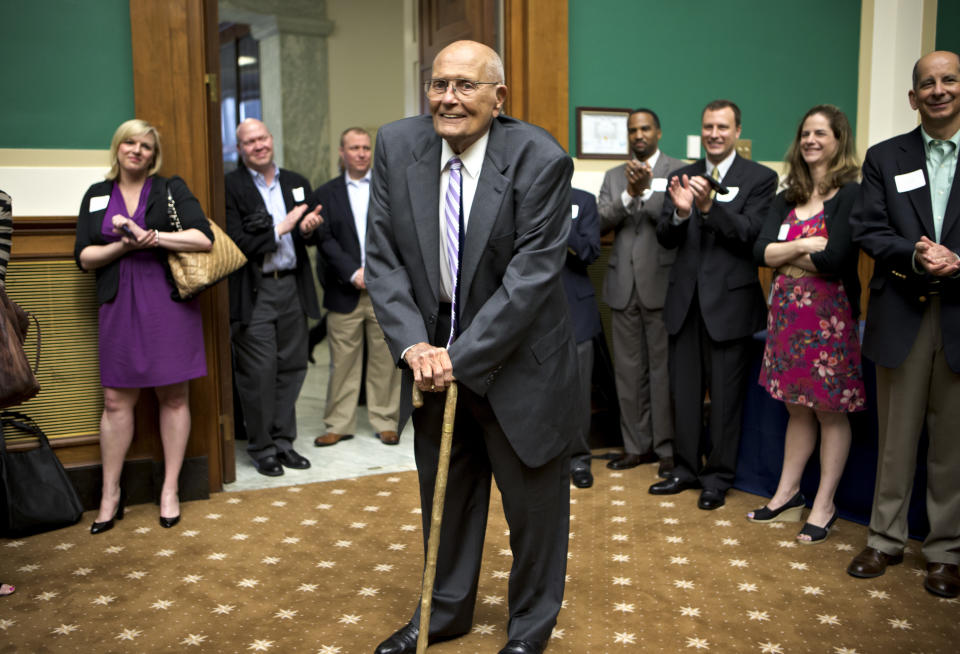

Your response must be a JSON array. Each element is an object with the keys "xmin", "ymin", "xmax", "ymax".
[{"xmin": 449, "ymin": 157, "xmax": 462, "ymax": 172}]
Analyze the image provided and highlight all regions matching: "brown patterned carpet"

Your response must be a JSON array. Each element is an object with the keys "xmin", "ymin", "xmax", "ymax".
[{"xmin": 0, "ymin": 462, "xmax": 957, "ymax": 653}]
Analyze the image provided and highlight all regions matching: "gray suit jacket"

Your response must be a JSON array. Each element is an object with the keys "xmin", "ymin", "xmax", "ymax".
[
  {"xmin": 365, "ymin": 114, "xmax": 579, "ymax": 467},
  {"xmin": 598, "ymin": 153, "xmax": 685, "ymax": 310}
]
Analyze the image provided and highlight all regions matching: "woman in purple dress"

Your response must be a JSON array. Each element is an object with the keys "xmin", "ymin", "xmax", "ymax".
[
  {"xmin": 75, "ymin": 119, "xmax": 213, "ymax": 533},
  {"xmin": 747, "ymin": 105, "xmax": 865, "ymax": 544}
]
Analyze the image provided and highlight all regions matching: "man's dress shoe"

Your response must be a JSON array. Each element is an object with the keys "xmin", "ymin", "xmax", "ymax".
[
  {"xmin": 253, "ymin": 455, "xmax": 283, "ymax": 477},
  {"xmin": 314, "ymin": 432, "xmax": 354, "ymax": 447},
  {"xmin": 846, "ymin": 546, "xmax": 903, "ymax": 578},
  {"xmin": 924, "ymin": 562, "xmax": 960, "ymax": 598},
  {"xmin": 649, "ymin": 477, "xmax": 699, "ymax": 495},
  {"xmin": 606, "ymin": 451, "xmax": 657, "ymax": 470},
  {"xmin": 697, "ymin": 488, "xmax": 726, "ymax": 510},
  {"xmin": 376, "ymin": 431, "xmax": 400, "ymax": 445},
  {"xmin": 571, "ymin": 465, "xmax": 593, "ymax": 488},
  {"xmin": 277, "ymin": 449, "xmax": 311, "ymax": 469},
  {"xmin": 498, "ymin": 639, "xmax": 545, "ymax": 654},
  {"xmin": 374, "ymin": 623, "xmax": 419, "ymax": 654}
]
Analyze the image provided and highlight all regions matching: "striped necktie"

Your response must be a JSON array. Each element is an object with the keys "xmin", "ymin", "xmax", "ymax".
[{"xmin": 444, "ymin": 157, "xmax": 463, "ymax": 346}]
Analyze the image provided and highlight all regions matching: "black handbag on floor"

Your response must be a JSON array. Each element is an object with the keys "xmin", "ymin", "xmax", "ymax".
[{"xmin": 0, "ymin": 410, "xmax": 83, "ymax": 537}]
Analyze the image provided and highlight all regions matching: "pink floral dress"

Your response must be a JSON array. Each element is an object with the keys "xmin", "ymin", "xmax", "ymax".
[{"xmin": 758, "ymin": 209, "xmax": 865, "ymax": 412}]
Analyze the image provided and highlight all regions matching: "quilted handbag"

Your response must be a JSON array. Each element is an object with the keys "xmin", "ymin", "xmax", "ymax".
[
  {"xmin": 0, "ymin": 411, "xmax": 82, "ymax": 537},
  {"xmin": 166, "ymin": 187, "xmax": 247, "ymax": 301}
]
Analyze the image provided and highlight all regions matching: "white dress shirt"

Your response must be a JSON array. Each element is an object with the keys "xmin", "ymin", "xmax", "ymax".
[{"xmin": 345, "ymin": 170, "xmax": 372, "ymax": 283}]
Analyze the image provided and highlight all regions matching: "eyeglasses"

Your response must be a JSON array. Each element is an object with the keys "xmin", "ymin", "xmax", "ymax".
[{"xmin": 424, "ymin": 78, "xmax": 500, "ymax": 97}]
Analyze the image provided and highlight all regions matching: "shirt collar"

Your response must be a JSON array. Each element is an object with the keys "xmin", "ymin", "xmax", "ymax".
[
  {"xmin": 440, "ymin": 129, "xmax": 490, "ymax": 178},
  {"xmin": 635, "ymin": 149, "xmax": 661, "ymax": 170},
  {"xmin": 345, "ymin": 170, "xmax": 372, "ymax": 187},
  {"xmin": 706, "ymin": 150, "xmax": 737, "ymax": 180},
  {"xmin": 921, "ymin": 126, "xmax": 960, "ymax": 151},
  {"xmin": 247, "ymin": 162, "xmax": 279, "ymax": 187}
]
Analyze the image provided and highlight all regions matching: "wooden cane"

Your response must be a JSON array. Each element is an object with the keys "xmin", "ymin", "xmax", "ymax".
[{"xmin": 415, "ymin": 382, "xmax": 458, "ymax": 654}]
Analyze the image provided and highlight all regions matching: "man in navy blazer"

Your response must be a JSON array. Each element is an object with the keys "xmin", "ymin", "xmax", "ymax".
[
  {"xmin": 565, "ymin": 187, "xmax": 603, "ymax": 488},
  {"xmin": 225, "ymin": 118, "xmax": 323, "ymax": 477},
  {"xmin": 365, "ymin": 41, "xmax": 577, "ymax": 654},
  {"xmin": 311, "ymin": 127, "xmax": 400, "ymax": 447},
  {"xmin": 847, "ymin": 51, "xmax": 960, "ymax": 598},
  {"xmin": 650, "ymin": 100, "xmax": 777, "ymax": 510}
]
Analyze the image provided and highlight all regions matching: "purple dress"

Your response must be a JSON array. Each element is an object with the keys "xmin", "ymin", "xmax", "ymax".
[
  {"xmin": 758, "ymin": 209, "xmax": 865, "ymax": 412},
  {"xmin": 98, "ymin": 179, "xmax": 206, "ymax": 388}
]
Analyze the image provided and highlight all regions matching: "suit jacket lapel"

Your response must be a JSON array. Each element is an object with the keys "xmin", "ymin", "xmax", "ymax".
[
  {"xmin": 333, "ymin": 176, "xmax": 361, "ymax": 249},
  {"xmin": 407, "ymin": 137, "xmax": 442, "ymax": 303},
  {"xmin": 460, "ymin": 121, "xmax": 508, "ymax": 305},
  {"xmin": 941, "ymin": 142, "xmax": 960, "ymax": 242},
  {"xmin": 899, "ymin": 129, "xmax": 937, "ymax": 238}
]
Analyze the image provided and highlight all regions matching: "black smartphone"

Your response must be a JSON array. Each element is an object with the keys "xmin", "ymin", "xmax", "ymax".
[{"xmin": 698, "ymin": 174, "xmax": 729, "ymax": 196}]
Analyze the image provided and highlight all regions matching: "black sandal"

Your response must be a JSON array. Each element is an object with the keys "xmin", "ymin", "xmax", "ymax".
[
  {"xmin": 797, "ymin": 510, "xmax": 838, "ymax": 544},
  {"xmin": 746, "ymin": 491, "xmax": 805, "ymax": 523}
]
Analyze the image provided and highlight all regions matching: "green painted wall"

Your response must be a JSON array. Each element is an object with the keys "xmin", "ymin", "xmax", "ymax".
[
  {"xmin": 568, "ymin": 0, "xmax": 861, "ymax": 162},
  {"xmin": 1, "ymin": 0, "xmax": 134, "ymax": 149},
  {"xmin": 936, "ymin": 0, "xmax": 960, "ymax": 55}
]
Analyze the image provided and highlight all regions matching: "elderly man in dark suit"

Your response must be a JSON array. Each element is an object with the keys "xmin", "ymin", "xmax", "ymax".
[
  {"xmin": 847, "ymin": 51, "xmax": 960, "ymax": 598},
  {"xmin": 311, "ymin": 127, "xmax": 401, "ymax": 448},
  {"xmin": 650, "ymin": 100, "xmax": 777, "ymax": 510},
  {"xmin": 598, "ymin": 108, "xmax": 684, "ymax": 477},
  {"xmin": 225, "ymin": 118, "xmax": 323, "ymax": 477},
  {"xmin": 364, "ymin": 40, "xmax": 577, "ymax": 654},
  {"xmin": 565, "ymin": 187, "xmax": 603, "ymax": 488}
]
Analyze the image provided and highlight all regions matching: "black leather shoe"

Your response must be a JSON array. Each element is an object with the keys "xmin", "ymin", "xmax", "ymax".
[
  {"xmin": 90, "ymin": 489, "xmax": 126, "ymax": 535},
  {"xmin": 277, "ymin": 449, "xmax": 311, "ymax": 470},
  {"xmin": 159, "ymin": 514, "xmax": 181, "ymax": 528},
  {"xmin": 498, "ymin": 639, "xmax": 544, "ymax": 654},
  {"xmin": 253, "ymin": 455, "xmax": 284, "ymax": 477},
  {"xmin": 847, "ymin": 546, "xmax": 903, "ymax": 578},
  {"xmin": 925, "ymin": 562, "xmax": 960, "ymax": 598},
  {"xmin": 571, "ymin": 465, "xmax": 593, "ymax": 488},
  {"xmin": 697, "ymin": 487, "xmax": 726, "ymax": 510},
  {"xmin": 606, "ymin": 451, "xmax": 657, "ymax": 470},
  {"xmin": 374, "ymin": 623, "xmax": 419, "ymax": 654},
  {"xmin": 649, "ymin": 477, "xmax": 699, "ymax": 495}
]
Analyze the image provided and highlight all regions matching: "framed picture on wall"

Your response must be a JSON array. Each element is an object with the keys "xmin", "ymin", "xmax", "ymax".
[{"xmin": 576, "ymin": 107, "xmax": 631, "ymax": 159}]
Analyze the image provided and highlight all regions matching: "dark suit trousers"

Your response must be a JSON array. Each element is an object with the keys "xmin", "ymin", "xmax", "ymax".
[
  {"xmin": 668, "ymin": 293, "xmax": 751, "ymax": 491},
  {"xmin": 232, "ymin": 275, "xmax": 308, "ymax": 459},
  {"xmin": 408, "ymin": 311, "xmax": 570, "ymax": 643}
]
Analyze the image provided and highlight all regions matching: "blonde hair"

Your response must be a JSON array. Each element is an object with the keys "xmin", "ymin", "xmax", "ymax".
[{"xmin": 106, "ymin": 119, "xmax": 162, "ymax": 180}]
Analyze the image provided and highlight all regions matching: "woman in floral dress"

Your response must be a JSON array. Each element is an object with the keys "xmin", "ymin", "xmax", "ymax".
[{"xmin": 747, "ymin": 105, "xmax": 865, "ymax": 544}]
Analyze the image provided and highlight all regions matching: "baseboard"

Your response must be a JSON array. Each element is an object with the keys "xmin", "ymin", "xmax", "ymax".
[{"xmin": 67, "ymin": 456, "xmax": 211, "ymax": 511}]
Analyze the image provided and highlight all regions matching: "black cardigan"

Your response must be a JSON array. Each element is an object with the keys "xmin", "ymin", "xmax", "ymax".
[
  {"xmin": 753, "ymin": 181, "xmax": 862, "ymax": 318},
  {"xmin": 74, "ymin": 175, "xmax": 213, "ymax": 305}
]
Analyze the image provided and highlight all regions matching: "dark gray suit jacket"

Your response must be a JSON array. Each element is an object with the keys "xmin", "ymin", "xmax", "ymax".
[
  {"xmin": 365, "ymin": 114, "xmax": 579, "ymax": 467},
  {"xmin": 598, "ymin": 153, "xmax": 685, "ymax": 310}
]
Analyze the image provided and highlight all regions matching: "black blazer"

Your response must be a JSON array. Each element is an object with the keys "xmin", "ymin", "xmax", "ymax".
[
  {"xmin": 309, "ymin": 174, "xmax": 364, "ymax": 314},
  {"xmin": 657, "ymin": 155, "xmax": 778, "ymax": 341},
  {"xmin": 851, "ymin": 127, "xmax": 960, "ymax": 372},
  {"xmin": 564, "ymin": 188, "xmax": 603, "ymax": 344},
  {"xmin": 224, "ymin": 163, "xmax": 321, "ymax": 326},
  {"xmin": 74, "ymin": 175, "xmax": 213, "ymax": 305},
  {"xmin": 754, "ymin": 182, "xmax": 862, "ymax": 318}
]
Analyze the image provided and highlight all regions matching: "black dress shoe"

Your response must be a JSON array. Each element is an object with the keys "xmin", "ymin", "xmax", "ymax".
[
  {"xmin": 253, "ymin": 455, "xmax": 284, "ymax": 477},
  {"xmin": 571, "ymin": 465, "xmax": 593, "ymax": 488},
  {"xmin": 697, "ymin": 487, "xmax": 726, "ymax": 510},
  {"xmin": 90, "ymin": 489, "xmax": 126, "ymax": 535},
  {"xmin": 277, "ymin": 449, "xmax": 311, "ymax": 470},
  {"xmin": 606, "ymin": 451, "xmax": 657, "ymax": 470},
  {"xmin": 649, "ymin": 477, "xmax": 699, "ymax": 495},
  {"xmin": 498, "ymin": 639, "xmax": 544, "ymax": 654},
  {"xmin": 159, "ymin": 514, "xmax": 181, "ymax": 528},
  {"xmin": 847, "ymin": 546, "xmax": 903, "ymax": 578},
  {"xmin": 374, "ymin": 623, "xmax": 419, "ymax": 654}
]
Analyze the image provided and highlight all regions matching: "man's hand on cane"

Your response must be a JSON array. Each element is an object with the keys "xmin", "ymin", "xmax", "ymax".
[{"xmin": 404, "ymin": 342, "xmax": 456, "ymax": 392}]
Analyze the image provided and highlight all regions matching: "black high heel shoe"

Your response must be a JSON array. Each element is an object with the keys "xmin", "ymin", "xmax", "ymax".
[
  {"xmin": 159, "ymin": 492, "xmax": 180, "ymax": 528},
  {"xmin": 90, "ymin": 489, "xmax": 125, "ymax": 535},
  {"xmin": 746, "ymin": 491, "xmax": 805, "ymax": 523},
  {"xmin": 797, "ymin": 509, "xmax": 839, "ymax": 545}
]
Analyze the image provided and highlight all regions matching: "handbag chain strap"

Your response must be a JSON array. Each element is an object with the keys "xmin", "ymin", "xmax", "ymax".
[{"xmin": 167, "ymin": 187, "xmax": 184, "ymax": 232}]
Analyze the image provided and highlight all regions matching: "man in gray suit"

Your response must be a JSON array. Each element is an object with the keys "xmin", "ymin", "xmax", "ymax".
[
  {"xmin": 598, "ymin": 109, "xmax": 683, "ymax": 475},
  {"xmin": 365, "ymin": 40, "xmax": 577, "ymax": 654}
]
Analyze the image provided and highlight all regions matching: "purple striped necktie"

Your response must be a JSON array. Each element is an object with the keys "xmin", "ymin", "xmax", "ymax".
[{"xmin": 444, "ymin": 157, "xmax": 463, "ymax": 347}]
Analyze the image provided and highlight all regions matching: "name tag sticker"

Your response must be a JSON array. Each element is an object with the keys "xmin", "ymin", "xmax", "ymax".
[
  {"xmin": 895, "ymin": 169, "xmax": 926, "ymax": 193},
  {"xmin": 716, "ymin": 186, "xmax": 739, "ymax": 203},
  {"xmin": 571, "ymin": 204, "xmax": 580, "ymax": 219},
  {"xmin": 778, "ymin": 224, "xmax": 790, "ymax": 241},
  {"xmin": 651, "ymin": 177, "xmax": 668, "ymax": 193},
  {"xmin": 89, "ymin": 195, "xmax": 109, "ymax": 212},
  {"xmin": 292, "ymin": 187, "xmax": 305, "ymax": 202}
]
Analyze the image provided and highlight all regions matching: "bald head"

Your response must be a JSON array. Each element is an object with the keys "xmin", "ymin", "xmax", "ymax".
[
  {"xmin": 909, "ymin": 51, "xmax": 960, "ymax": 138},
  {"xmin": 434, "ymin": 40, "xmax": 504, "ymax": 84},
  {"xmin": 912, "ymin": 50, "xmax": 960, "ymax": 90},
  {"xmin": 236, "ymin": 118, "xmax": 275, "ymax": 173}
]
